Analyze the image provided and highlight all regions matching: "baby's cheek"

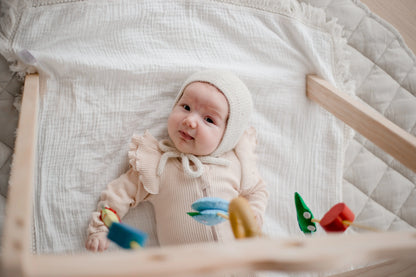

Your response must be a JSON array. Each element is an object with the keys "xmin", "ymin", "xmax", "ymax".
[{"xmin": 208, "ymin": 130, "xmax": 223, "ymax": 151}]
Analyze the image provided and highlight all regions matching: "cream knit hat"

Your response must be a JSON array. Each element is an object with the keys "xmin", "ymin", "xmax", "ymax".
[{"xmin": 173, "ymin": 69, "xmax": 253, "ymax": 157}]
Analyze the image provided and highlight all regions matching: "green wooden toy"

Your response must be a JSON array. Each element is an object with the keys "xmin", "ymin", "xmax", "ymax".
[{"xmin": 294, "ymin": 192, "xmax": 317, "ymax": 234}]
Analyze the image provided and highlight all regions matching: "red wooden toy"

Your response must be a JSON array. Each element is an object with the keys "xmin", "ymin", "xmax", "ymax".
[
  {"xmin": 295, "ymin": 193, "xmax": 379, "ymax": 234},
  {"xmin": 319, "ymin": 203, "xmax": 355, "ymax": 232}
]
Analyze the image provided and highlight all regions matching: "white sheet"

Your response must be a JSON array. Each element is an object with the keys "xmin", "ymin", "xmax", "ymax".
[{"xmin": 0, "ymin": 0, "xmax": 355, "ymax": 256}]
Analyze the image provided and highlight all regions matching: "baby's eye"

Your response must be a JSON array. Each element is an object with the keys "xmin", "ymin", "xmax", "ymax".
[
  {"xmin": 204, "ymin": 117, "xmax": 214, "ymax": 124},
  {"xmin": 183, "ymin": 104, "xmax": 190, "ymax": 111}
]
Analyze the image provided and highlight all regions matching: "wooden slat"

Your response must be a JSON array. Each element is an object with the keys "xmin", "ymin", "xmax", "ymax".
[
  {"xmin": 306, "ymin": 75, "xmax": 416, "ymax": 172},
  {"xmin": 331, "ymin": 259, "xmax": 416, "ymax": 277},
  {"xmin": 1, "ymin": 74, "xmax": 39, "ymax": 276},
  {"xmin": 28, "ymin": 231, "xmax": 416, "ymax": 277}
]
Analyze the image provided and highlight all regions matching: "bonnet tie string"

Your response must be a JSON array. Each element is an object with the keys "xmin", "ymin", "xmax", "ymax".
[{"xmin": 157, "ymin": 139, "xmax": 230, "ymax": 178}]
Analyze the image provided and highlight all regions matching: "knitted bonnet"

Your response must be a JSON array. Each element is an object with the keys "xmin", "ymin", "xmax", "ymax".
[{"xmin": 173, "ymin": 69, "xmax": 253, "ymax": 157}]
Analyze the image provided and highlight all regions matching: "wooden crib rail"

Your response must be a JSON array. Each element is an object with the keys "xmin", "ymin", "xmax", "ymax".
[
  {"xmin": 1, "ymin": 74, "xmax": 416, "ymax": 277},
  {"xmin": 25, "ymin": 231, "xmax": 416, "ymax": 277},
  {"xmin": 307, "ymin": 74, "xmax": 416, "ymax": 172},
  {"xmin": 1, "ymin": 74, "xmax": 39, "ymax": 277}
]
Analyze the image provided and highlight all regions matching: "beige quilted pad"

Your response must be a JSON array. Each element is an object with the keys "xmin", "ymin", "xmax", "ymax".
[{"xmin": 303, "ymin": 0, "xmax": 416, "ymax": 232}]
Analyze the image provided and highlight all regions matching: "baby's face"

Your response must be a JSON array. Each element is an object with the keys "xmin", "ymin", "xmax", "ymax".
[{"xmin": 168, "ymin": 82, "xmax": 229, "ymax": 156}]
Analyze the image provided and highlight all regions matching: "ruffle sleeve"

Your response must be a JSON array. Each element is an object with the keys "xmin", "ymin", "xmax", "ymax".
[
  {"xmin": 127, "ymin": 130, "xmax": 162, "ymax": 194},
  {"xmin": 234, "ymin": 127, "xmax": 260, "ymax": 192},
  {"xmin": 234, "ymin": 127, "xmax": 269, "ymax": 227}
]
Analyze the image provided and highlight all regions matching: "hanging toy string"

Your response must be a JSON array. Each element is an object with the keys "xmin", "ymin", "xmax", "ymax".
[
  {"xmin": 295, "ymin": 192, "xmax": 381, "ymax": 234},
  {"xmin": 188, "ymin": 197, "xmax": 262, "ymax": 239}
]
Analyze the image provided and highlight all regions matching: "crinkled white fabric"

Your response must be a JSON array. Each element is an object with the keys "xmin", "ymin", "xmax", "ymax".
[{"xmin": 0, "ymin": 0, "xmax": 355, "ymax": 257}]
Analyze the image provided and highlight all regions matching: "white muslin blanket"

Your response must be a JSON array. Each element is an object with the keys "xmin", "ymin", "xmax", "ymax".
[{"xmin": 0, "ymin": 0, "xmax": 354, "ymax": 254}]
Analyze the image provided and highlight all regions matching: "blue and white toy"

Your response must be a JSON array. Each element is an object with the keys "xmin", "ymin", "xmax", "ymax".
[
  {"xmin": 188, "ymin": 197, "xmax": 229, "ymax": 226},
  {"xmin": 100, "ymin": 207, "xmax": 148, "ymax": 249},
  {"xmin": 108, "ymin": 222, "xmax": 148, "ymax": 249}
]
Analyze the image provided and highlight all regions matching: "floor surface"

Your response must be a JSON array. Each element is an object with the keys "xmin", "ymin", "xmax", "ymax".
[{"xmin": 360, "ymin": 0, "xmax": 416, "ymax": 55}]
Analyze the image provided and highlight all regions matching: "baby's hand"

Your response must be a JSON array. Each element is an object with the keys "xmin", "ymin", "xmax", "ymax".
[{"xmin": 85, "ymin": 232, "xmax": 110, "ymax": 252}]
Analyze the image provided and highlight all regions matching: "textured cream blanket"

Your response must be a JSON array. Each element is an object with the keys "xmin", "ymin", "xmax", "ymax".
[{"xmin": 0, "ymin": 0, "xmax": 354, "ymax": 254}]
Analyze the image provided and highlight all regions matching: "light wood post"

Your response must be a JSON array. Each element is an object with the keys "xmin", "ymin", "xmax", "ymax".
[
  {"xmin": 1, "ymin": 74, "xmax": 39, "ymax": 277},
  {"xmin": 306, "ymin": 75, "xmax": 416, "ymax": 172}
]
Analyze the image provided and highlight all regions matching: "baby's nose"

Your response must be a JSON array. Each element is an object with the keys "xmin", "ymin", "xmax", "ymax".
[{"xmin": 184, "ymin": 114, "xmax": 198, "ymax": 128}]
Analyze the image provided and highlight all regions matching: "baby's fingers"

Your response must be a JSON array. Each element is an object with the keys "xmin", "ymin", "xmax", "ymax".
[
  {"xmin": 85, "ymin": 237, "xmax": 99, "ymax": 252},
  {"xmin": 98, "ymin": 238, "xmax": 109, "ymax": 252}
]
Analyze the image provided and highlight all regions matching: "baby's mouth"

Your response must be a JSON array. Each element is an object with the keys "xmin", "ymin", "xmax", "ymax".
[{"xmin": 179, "ymin": 130, "xmax": 194, "ymax": 140}]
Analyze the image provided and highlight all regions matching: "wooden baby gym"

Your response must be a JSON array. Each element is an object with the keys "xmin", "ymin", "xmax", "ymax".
[
  {"xmin": 1, "ymin": 74, "xmax": 415, "ymax": 276},
  {"xmin": 1, "ymin": 1, "xmax": 416, "ymax": 276}
]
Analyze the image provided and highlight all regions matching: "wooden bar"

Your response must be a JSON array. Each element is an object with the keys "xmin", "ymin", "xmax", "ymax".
[
  {"xmin": 306, "ymin": 75, "xmax": 416, "ymax": 172},
  {"xmin": 331, "ymin": 259, "xmax": 416, "ymax": 277},
  {"xmin": 27, "ymin": 232, "xmax": 416, "ymax": 277},
  {"xmin": 1, "ymin": 74, "xmax": 39, "ymax": 276}
]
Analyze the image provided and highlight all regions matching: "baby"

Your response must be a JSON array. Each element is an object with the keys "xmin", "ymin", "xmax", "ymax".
[{"xmin": 86, "ymin": 69, "xmax": 269, "ymax": 252}]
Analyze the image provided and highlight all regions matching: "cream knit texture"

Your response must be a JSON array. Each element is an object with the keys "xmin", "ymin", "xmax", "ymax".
[
  {"xmin": 157, "ymin": 139, "xmax": 231, "ymax": 178},
  {"xmin": 174, "ymin": 69, "xmax": 253, "ymax": 157},
  {"xmin": 88, "ymin": 129, "xmax": 268, "ymax": 246}
]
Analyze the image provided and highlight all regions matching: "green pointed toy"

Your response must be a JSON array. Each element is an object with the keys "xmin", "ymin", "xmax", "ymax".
[{"xmin": 294, "ymin": 192, "xmax": 317, "ymax": 234}]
